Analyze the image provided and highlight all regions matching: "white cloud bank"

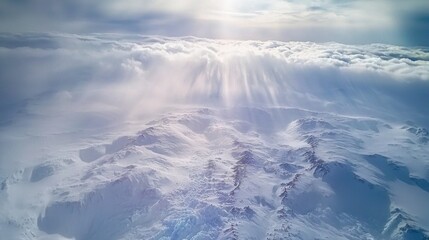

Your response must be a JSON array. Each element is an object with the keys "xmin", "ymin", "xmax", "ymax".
[{"xmin": 1, "ymin": 33, "xmax": 428, "ymax": 111}]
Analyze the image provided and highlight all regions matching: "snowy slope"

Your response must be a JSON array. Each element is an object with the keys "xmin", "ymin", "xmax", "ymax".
[
  {"xmin": 2, "ymin": 107, "xmax": 429, "ymax": 239},
  {"xmin": 1, "ymin": 34, "xmax": 429, "ymax": 239}
]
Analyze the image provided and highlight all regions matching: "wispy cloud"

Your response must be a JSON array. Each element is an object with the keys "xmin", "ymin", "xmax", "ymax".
[{"xmin": 0, "ymin": 0, "xmax": 427, "ymax": 45}]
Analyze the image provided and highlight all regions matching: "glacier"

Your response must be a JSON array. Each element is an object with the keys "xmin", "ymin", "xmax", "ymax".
[{"xmin": 0, "ymin": 33, "xmax": 429, "ymax": 239}]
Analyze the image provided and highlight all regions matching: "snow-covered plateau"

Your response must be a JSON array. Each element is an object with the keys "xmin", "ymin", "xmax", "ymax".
[{"xmin": 0, "ymin": 33, "xmax": 429, "ymax": 239}]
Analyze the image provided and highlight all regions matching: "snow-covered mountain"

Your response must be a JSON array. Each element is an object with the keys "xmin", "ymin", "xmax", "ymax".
[{"xmin": 1, "ymin": 33, "xmax": 429, "ymax": 239}]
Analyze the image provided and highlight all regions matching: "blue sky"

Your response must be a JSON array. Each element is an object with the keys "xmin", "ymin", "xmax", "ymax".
[{"xmin": 0, "ymin": 0, "xmax": 428, "ymax": 46}]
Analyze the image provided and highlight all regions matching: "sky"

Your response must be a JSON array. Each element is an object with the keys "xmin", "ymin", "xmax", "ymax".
[{"xmin": 0, "ymin": 0, "xmax": 428, "ymax": 46}]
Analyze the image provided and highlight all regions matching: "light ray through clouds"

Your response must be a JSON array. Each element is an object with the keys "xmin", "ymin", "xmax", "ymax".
[{"xmin": 1, "ymin": 33, "xmax": 428, "ymax": 131}]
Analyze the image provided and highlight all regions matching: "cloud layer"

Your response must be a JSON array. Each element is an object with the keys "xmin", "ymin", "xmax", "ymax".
[{"xmin": 1, "ymin": 33, "xmax": 428, "ymax": 126}]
